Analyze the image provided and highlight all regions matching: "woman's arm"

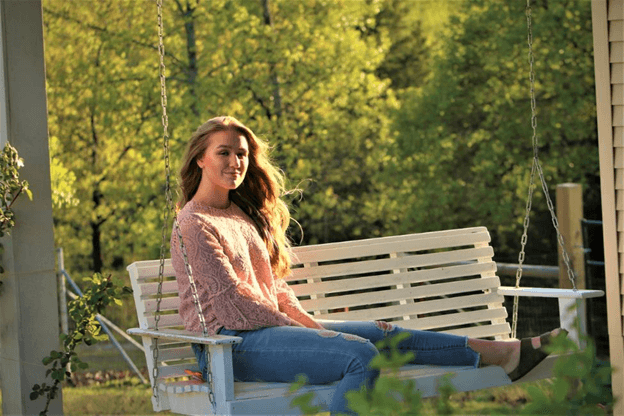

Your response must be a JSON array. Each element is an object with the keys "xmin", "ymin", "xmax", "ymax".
[{"xmin": 274, "ymin": 278, "xmax": 324, "ymax": 329}]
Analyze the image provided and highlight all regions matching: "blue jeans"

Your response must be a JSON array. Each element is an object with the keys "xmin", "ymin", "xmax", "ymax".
[{"xmin": 192, "ymin": 320, "xmax": 480, "ymax": 415}]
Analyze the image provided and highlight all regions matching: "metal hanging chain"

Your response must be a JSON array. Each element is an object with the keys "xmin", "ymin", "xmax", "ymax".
[
  {"xmin": 153, "ymin": 0, "xmax": 167, "ymax": 402},
  {"xmin": 511, "ymin": 0, "xmax": 578, "ymax": 338},
  {"xmin": 155, "ymin": 0, "xmax": 216, "ymax": 411}
]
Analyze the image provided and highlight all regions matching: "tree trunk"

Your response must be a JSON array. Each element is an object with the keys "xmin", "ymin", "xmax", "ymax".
[
  {"xmin": 181, "ymin": 1, "xmax": 199, "ymax": 118},
  {"xmin": 90, "ymin": 113, "xmax": 103, "ymax": 273},
  {"xmin": 261, "ymin": 0, "xmax": 282, "ymax": 120},
  {"xmin": 184, "ymin": 2, "xmax": 199, "ymax": 117},
  {"xmin": 90, "ymin": 218, "xmax": 103, "ymax": 273}
]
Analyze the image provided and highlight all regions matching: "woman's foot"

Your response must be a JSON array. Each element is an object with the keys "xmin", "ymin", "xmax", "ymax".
[{"xmin": 506, "ymin": 328, "xmax": 567, "ymax": 381}]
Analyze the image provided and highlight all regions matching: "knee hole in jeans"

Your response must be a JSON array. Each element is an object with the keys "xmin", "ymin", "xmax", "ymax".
[
  {"xmin": 341, "ymin": 333, "xmax": 368, "ymax": 343},
  {"xmin": 374, "ymin": 320, "xmax": 396, "ymax": 334},
  {"xmin": 317, "ymin": 330, "xmax": 341, "ymax": 338}
]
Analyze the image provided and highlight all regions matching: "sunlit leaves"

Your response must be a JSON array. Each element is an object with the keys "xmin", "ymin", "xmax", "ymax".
[
  {"xmin": 44, "ymin": 0, "xmax": 414, "ymax": 267},
  {"xmin": 392, "ymin": 0, "xmax": 598, "ymax": 261},
  {"xmin": 0, "ymin": 143, "xmax": 32, "ymax": 235},
  {"xmin": 44, "ymin": 0, "xmax": 165, "ymax": 273}
]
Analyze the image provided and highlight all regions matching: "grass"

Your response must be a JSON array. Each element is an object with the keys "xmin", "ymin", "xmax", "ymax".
[
  {"xmin": 11, "ymin": 380, "xmax": 175, "ymax": 415},
  {"xmin": 72, "ymin": 341, "xmax": 147, "ymax": 373},
  {"xmin": 59, "ymin": 380, "xmax": 173, "ymax": 416},
  {"xmin": 2, "ymin": 377, "xmax": 540, "ymax": 415},
  {"xmin": 423, "ymin": 382, "xmax": 533, "ymax": 415}
]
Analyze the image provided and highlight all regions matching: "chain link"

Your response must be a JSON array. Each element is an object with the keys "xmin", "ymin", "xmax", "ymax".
[
  {"xmin": 172, "ymin": 219, "xmax": 215, "ymax": 410},
  {"xmin": 153, "ymin": 0, "xmax": 167, "ymax": 402},
  {"xmin": 155, "ymin": 0, "xmax": 216, "ymax": 412},
  {"xmin": 512, "ymin": 0, "xmax": 577, "ymax": 338}
]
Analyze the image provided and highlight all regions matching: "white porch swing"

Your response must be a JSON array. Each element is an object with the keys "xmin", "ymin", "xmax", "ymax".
[{"xmin": 127, "ymin": 1, "xmax": 604, "ymax": 414}]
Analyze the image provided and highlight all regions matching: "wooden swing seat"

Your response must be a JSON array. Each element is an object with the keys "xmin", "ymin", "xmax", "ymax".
[{"xmin": 127, "ymin": 226, "xmax": 603, "ymax": 415}]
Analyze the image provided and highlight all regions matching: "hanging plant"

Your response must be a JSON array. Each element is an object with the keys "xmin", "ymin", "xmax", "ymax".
[{"xmin": 0, "ymin": 143, "xmax": 32, "ymax": 287}]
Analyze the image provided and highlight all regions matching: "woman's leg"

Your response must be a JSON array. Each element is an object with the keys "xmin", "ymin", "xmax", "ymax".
[
  {"xmin": 467, "ymin": 337, "xmax": 518, "ymax": 372},
  {"xmin": 321, "ymin": 320, "xmax": 480, "ymax": 368},
  {"xmin": 320, "ymin": 320, "xmax": 563, "ymax": 379},
  {"xmin": 193, "ymin": 326, "xmax": 380, "ymax": 415},
  {"xmin": 468, "ymin": 328, "xmax": 565, "ymax": 379}
]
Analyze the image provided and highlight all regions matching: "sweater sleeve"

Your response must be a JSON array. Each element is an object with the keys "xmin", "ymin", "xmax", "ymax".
[
  {"xmin": 274, "ymin": 278, "xmax": 323, "ymax": 329},
  {"xmin": 179, "ymin": 216, "xmax": 297, "ymax": 331}
]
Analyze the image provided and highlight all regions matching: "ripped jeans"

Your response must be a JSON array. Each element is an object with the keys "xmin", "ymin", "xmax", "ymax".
[{"xmin": 192, "ymin": 320, "xmax": 480, "ymax": 415}]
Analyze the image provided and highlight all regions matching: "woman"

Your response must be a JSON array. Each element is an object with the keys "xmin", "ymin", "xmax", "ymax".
[{"xmin": 171, "ymin": 116, "xmax": 561, "ymax": 415}]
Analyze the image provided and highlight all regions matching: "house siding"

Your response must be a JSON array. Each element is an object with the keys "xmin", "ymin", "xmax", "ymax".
[
  {"xmin": 609, "ymin": 0, "xmax": 624, "ymax": 325},
  {"xmin": 594, "ymin": 0, "xmax": 624, "ymax": 412}
]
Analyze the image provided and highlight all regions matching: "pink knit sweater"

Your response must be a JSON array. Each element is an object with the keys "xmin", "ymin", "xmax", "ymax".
[{"xmin": 171, "ymin": 200, "xmax": 311, "ymax": 335}]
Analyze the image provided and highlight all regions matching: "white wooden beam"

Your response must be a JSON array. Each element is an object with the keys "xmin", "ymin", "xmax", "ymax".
[{"xmin": 0, "ymin": 1, "xmax": 61, "ymax": 414}]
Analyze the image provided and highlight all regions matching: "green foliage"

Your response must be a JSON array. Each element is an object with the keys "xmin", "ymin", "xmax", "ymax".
[
  {"xmin": 44, "ymin": 0, "xmax": 165, "ymax": 274},
  {"xmin": 0, "ymin": 143, "xmax": 33, "ymax": 288},
  {"xmin": 288, "ymin": 375, "xmax": 324, "ymax": 416},
  {"xmin": 391, "ymin": 0, "xmax": 598, "ymax": 262},
  {"xmin": 357, "ymin": 0, "xmax": 430, "ymax": 90},
  {"xmin": 0, "ymin": 143, "xmax": 32, "ymax": 237},
  {"xmin": 30, "ymin": 273, "xmax": 132, "ymax": 416},
  {"xmin": 521, "ymin": 332, "xmax": 614, "ymax": 415},
  {"xmin": 43, "ymin": 0, "xmax": 403, "ymax": 274},
  {"xmin": 433, "ymin": 374, "xmax": 457, "ymax": 415},
  {"xmin": 290, "ymin": 332, "xmax": 453, "ymax": 415},
  {"xmin": 49, "ymin": 135, "xmax": 79, "ymax": 210},
  {"xmin": 345, "ymin": 376, "xmax": 422, "ymax": 416},
  {"xmin": 345, "ymin": 333, "xmax": 422, "ymax": 415},
  {"xmin": 370, "ymin": 332, "xmax": 415, "ymax": 371},
  {"xmin": 42, "ymin": 0, "xmax": 602, "ymax": 274}
]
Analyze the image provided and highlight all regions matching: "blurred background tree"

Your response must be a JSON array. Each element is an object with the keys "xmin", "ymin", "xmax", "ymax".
[
  {"xmin": 43, "ymin": 0, "xmax": 598, "ymax": 277},
  {"xmin": 45, "ymin": 2, "xmax": 164, "ymax": 274},
  {"xmin": 390, "ymin": 0, "xmax": 597, "ymax": 264}
]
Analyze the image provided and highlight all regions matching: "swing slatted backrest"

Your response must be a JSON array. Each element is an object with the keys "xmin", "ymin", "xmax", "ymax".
[
  {"xmin": 286, "ymin": 226, "xmax": 509, "ymax": 339},
  {"xmin": 129, "ymin": 226, "xmax": 510, "ymax": 393}
]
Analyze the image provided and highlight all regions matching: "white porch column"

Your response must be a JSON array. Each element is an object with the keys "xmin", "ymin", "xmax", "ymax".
[{"xmin": 0, "ymin": 0, "xmax": 62, "ymax": 414}]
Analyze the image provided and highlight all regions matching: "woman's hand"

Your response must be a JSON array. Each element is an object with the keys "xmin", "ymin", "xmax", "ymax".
[
  {"xmin": 295, "ymin": 314, "xmax": 324, "ymax": 330},
  {"xmin": 312, "ymin": 321, "xmax": 325, "ymax": 330}
]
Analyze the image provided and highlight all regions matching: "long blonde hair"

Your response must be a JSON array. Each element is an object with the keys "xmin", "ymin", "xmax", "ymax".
[{"xmin": 178, "ymin": 116, "xmax": 292, "ymax": 278}]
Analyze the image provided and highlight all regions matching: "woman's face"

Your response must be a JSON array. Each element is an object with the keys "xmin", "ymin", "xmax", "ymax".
[{"xmin": 196, "ymin": 129, "xmax": 249, "ymax": 193}]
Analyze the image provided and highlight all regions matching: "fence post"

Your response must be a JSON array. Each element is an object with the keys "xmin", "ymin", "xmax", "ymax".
[{"xmin": 556, "ymin": 183, "xmax": 586, "ymax": 290}]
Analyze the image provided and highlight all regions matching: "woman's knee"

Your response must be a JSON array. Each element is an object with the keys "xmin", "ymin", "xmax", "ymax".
[
  {"xmin": 339, "ymin": 334, "xmax": 380, "ymax": 381},
  {"xmin": 348, "ymin": 340, "xmax": 380, "ymax": 392},
  {"xmin": 316, "ymin": 329, "xmax": 379, "ymax": 370},
  {"xmin": 350, "ymin": 336, "xmax": 380, "ymax": 366}
]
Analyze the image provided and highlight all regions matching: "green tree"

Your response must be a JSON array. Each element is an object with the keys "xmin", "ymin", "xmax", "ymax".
[
  {"xmin": 44, "ymin": 1, "xmax": 164, "ymax": 274},
  {"xmin": 390, "ymin": 0, "xmax": 598, "ymax": 262},
  {"xmin": 357, "ymin": 0, "xmax": 431, "ymax": 90},
  {"xmin": 44, "ymin": 0, "xmax": 402, "ymax": 275},
  {"xmin": 224, "ymin": 0, "xmax": 399, "ymax": 243}
]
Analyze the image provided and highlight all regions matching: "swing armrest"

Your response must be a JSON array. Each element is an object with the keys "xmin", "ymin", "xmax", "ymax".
[
  {"xmin": 497, "ymin": 287, "xmax": 604, "ymax": 299},
  {"xmin": 497, "ymin": 287, "xmax": 604, "ymax": 348},
  {"xmin": 127, "ymin": 328, "xmax": 243, "ymax": 345}
]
